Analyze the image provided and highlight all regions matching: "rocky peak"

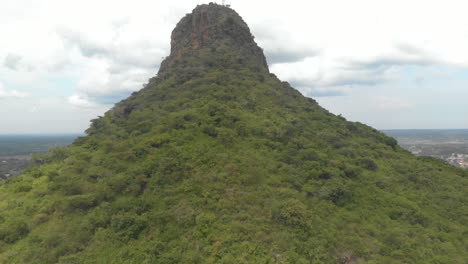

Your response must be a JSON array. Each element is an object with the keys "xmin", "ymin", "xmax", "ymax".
[{"xmin": 158, "ymin": 3, "xmax": 268, "ymax": 75}]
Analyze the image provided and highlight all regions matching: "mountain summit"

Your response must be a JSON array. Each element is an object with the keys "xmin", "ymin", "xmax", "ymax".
[
  {"xmin": 159, "ymin": 3, "xmax": 268, "ymax": 75},
  {"xmin": 0, "ymin": 4, "xmax": 466, "ymax": 263}
]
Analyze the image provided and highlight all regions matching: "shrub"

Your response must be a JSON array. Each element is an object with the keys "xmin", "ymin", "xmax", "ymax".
[
  {"xmin": 357, "ymin": 158, "xmax": 378, "ymax": 171},
  {"xmin": 32, "ymin": 213, "xmax": 49, "ymax": 226},
  {"xmin": 0, "ymin": 221, "xmax": 29, "ymax": 243},
  {"xmin": 111, "ymin": 213, "xmax": 147, "ymax": 240},
  {"xmin": 272, "ymin": 199, "xmax": 310, "ymax": 229}
]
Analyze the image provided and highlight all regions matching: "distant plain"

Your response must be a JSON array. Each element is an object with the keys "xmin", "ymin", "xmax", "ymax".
[
  {"xmin": 0, "ymin": 134, "xmax": 79, "ymax": 178},
  {"xmin": 383, "ymin": 129, "xmax": 468, "ymax": 165}
]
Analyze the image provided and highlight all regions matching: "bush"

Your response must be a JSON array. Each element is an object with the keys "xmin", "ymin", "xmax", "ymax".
[
  {"xmin": 357, "ymin": 158, "xmax": 378, "ymax": 171},
  {"xmin": 60, "ymin": 194, "xmax": 102, "ymax": 212},
  {"xmin": 272, "ymin": 199, "xmax": 311, "ymax": 229},
  {"xmin": 32, "ymin": 213, "xmax": 49, "ymax": 226},
  {"xmin": 111, "ymin": 213, "xmax": 147, "ymax": 240},
  {"xmin": 14, "ymin": 182, "xmax": 32, "ymax": 193},
  {"xmin": 317, "ymin": 180, "xmax": 352, "ymax": 206},
  {"xmin": 0, "ymin": 221, "xmax": 29, "ymax": 243},
  {"xmin": 217, "ymin": 128, "xmax": 236, "ymax": 145}
]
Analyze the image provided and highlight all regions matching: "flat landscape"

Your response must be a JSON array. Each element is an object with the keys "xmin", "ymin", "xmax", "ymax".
[
  {"xmin": 0, "ymin": 135, "xmax": 79, "ymax": 178},
  {"xmin": 383, "ymin": 129, "xmax": 468, "ymax": 168}
]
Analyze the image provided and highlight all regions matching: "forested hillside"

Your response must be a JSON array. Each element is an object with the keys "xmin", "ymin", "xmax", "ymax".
[{"xmin": 0, "ymin": 3, "xmax": 466, "ymax": 263}]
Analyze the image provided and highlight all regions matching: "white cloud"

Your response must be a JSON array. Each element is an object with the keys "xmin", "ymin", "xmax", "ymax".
[
  {"xmin": 0, "ymin": 96, "xmax": 108, "ymax": 134},
  {"xmin": 251, "ymin": 0, "xmax": 468, "ymax": 95},
  {"xmin": 0, "ymin": 82, "xmax": 29, "ymax": 99},
  {"xmin": 253, "ymin": 22, "xmax": 320, "ymax": 64},
  {"xmin": 72, "ymin": 58, "xmax": 152, "ymax": 104},
  {"xmin": 0, "ymin": 0, "xmax": 181, "ymax": 107},
  {"xmin": 67, "ymin": 94, "xmax": 95, "ymax": 108},
  {"xmin": 3, "ymin": 54, "xmax": 23, "ymax": 70}
]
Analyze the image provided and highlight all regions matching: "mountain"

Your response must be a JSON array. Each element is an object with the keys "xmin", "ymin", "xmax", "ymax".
[{"xmin": 0, "ymin": 3, "xmax": 466, "ymax": 263}]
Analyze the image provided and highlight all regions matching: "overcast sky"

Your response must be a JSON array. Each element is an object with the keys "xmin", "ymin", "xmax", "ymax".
[{"xmin": 1, "ymin": 0, "xmax": 468, "ymax": 134}]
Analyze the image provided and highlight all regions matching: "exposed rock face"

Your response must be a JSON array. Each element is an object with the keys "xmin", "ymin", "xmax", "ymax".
[{"xmin": 158, "ymin": 3, "xmax": 268, "ymax": 75}]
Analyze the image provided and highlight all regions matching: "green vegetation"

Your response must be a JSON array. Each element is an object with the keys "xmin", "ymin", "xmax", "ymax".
[{"xmin": 0, "ymin": 3, "xmax": 466, "ymax": 263}]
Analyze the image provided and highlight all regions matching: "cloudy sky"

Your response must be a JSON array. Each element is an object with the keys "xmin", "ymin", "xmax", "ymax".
[{"xmin": 1, "ymin": 0, "xmax": 468, "ymax": 134}]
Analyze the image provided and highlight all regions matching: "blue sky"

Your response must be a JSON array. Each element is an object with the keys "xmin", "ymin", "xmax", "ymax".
[{"xmin": 1, "ymin": 0, "xmax": 468, "ymax": 133}]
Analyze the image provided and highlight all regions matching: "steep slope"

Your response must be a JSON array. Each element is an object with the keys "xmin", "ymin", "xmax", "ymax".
[{"xmin": 0, "ymin": 3, "xmax": 467, "ymax": 263}]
